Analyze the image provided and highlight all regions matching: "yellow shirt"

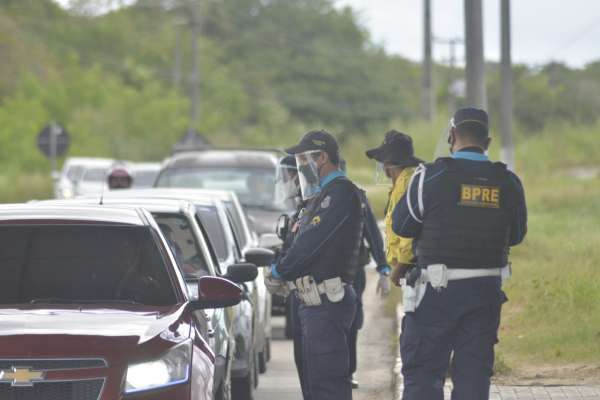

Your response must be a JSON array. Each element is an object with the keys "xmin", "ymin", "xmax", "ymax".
[{"xmin": 384, "ymin": 167, "xmax": 416, "ymax": 265}]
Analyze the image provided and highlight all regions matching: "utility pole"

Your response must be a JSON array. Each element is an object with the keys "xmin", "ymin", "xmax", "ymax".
[
  {"xmin": 435, "ymin": 37, "xmax": 463, "ymax": 112},
  {"xmin": 464, "ymin": 0, "xmax": 486, "ymax": 108},
  {"xmin": 421, "ymin": 0, "xmax": 434, "ymax": 121},
  {"xmin": 172, "ymin": 27, "xmax": 183, "ymax": 88},
  {"xmin": 500, "ymin": 0, "xmax": 515, "ymax": 170},
  {"xmin": 189, "ymin": 0, "xmax": 201, "ymax": 126}
]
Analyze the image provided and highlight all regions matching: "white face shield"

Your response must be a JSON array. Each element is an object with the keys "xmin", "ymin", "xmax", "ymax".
[
  {"xmin": 274, "ymin": 164, "xmax": 300, "ymax": 206},
  {"xmin": 295, "ymin": 150, "xmax": 323, "ymax": 201}
]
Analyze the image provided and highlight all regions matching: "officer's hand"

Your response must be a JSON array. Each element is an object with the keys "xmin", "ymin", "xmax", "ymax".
[
  {"xmin": 390, "ymin": 263, "xmax": 410, "ymax": 287},
  {"xmin": 264, "ymin": 269, "xmax": 289, "ymax": 297},
  {"xmin": 376, "ymin": 273, "xmax": 390, "ymax": 297}
]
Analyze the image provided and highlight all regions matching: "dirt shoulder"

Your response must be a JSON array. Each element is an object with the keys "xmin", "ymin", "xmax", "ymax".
[
  {"xmin": 494, "ymin": 364, "xmax": 600, "ymax": 386},
  {"xmin": 354, "ymin": 269, "xmax": 397, "ymax": 400}
]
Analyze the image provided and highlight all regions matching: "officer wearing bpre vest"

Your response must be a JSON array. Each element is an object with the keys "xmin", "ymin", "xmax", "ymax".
[
  {"xmin": 270, "ymin": 130, "xmax": 363, "ymax": 400},
  {"xmin": 392, "ymin": 108, "xmax": 527, "ymax": 400}
]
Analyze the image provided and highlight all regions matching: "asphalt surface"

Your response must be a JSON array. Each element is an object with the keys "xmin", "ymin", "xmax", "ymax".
[{"xmin": 256, "ymin": 269, "xmax": 396, "ymax": 400}]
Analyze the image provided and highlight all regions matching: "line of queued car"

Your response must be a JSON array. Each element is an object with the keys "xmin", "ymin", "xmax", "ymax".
[{"xmin": 0, "ymin": 148, "xmax": 298, "ymax": 400}]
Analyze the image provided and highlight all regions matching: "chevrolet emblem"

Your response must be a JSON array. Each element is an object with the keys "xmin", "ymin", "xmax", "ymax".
[{"xmin": 0, "ymin": 367, "xmax": 46, "ymax": 387}]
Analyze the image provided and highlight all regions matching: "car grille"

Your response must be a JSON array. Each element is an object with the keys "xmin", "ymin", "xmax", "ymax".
[
  {"xmin": 0, "ymin": 379, "xmax": 104, "ymax": 400},
  {"xmin": 0, "ymin": 359, "xmax": 107, "ymax": 371}
]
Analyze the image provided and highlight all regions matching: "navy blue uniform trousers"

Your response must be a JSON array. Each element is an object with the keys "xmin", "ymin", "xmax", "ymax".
[
  {"xmin": 299, "ymin": 286, "xmax": 357, "ymax": 400},
  {"xmin": 400, "ymin": 277, "xmax": 507, "ymax": 400},
  {"xmin": 290, "ymin": 293, "xmax": 311, "ymax": 399}
]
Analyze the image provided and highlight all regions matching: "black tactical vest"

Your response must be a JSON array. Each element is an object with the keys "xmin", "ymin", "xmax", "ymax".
[
  {"xmin": 415, "ymin": 158, "xmax": 515, "ymax": 269},
  {"xmin": 304, "ymin": 177, "xmax": 364, "ymax": 284}
]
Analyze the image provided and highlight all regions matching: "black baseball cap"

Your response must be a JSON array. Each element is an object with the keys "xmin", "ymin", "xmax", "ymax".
[
  {"xmin": 452, "ymin": 107, "xmax": 489, "ymax": 136},
  {"xmin": 366, "ymin": 130, "xmax": 423, "ymax": 167},
  {"xmin": 285, "ymin": 130, "xmax": 339, "ymax": 158}
]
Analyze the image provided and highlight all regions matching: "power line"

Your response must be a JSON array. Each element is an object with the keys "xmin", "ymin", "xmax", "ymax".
[{"xmin": 548, "ymin": 15, "xmax": 600, "ymax": 60}]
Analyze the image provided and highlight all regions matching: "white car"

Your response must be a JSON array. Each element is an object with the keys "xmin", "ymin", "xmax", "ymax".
[{"xmin": 54, "ymin": 157, "xmax": 113, "ymax": 199}]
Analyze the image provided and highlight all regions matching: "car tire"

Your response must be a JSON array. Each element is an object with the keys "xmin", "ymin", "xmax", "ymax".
[
  {"xmin": 258, "ymin": 349, "xmax": 267, "ymax": 374},
  {"xmin": 232, "ymin": 349, "xmax": 256, "ymax": 400},
  {"xmin": 254, "ymin": 349, "xmax": 260, "ymax": 388},
  {"xmin": 265, "ymin": 338, "xmax": 271, "ymax": 362},
  {"xmin": 216, "ymin": 374, "xmax": 232, "ymax": 400}
]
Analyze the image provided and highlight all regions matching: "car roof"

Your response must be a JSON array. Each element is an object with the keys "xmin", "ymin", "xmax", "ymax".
[
  {"xmin": 132, "ymin": 162, "xmax": 161, "ymax": 171},
  {"xmin": 85, "ymin": 188, "xmax": 229, "ymax": 207},
  {"xmin": 0, "ymin": 204, "xmax": 147, "ymax": 225},
  {"xmin": 162, "ymin": 149, "xmax": 281, "ymax": 170},
  {"xmin": 33, "ymin": 197, "xmax": 195, "ymax": 215},
  {"xmin": 64, "ymin": 157, "xmax": 114, "ymax": 165}
]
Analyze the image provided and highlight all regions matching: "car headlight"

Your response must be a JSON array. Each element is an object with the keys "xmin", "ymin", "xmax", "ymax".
[
  {"xmin": 61, "ymin": 187, "xmax": 74, "ymax": 199},
  {"xmin": 124, "ymin": 340, "xmax": 192, "ymax": 394}
]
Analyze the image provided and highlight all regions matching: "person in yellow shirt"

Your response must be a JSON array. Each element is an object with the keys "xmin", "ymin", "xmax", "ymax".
[{"xmin": 366, "ymin": 130, "xmax": 423, "ymax": 285}]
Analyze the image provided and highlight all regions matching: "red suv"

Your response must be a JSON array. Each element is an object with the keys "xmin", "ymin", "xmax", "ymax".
[{"xmin": 0, "ymin": 205, "xmax": 242, "ymax": 400}]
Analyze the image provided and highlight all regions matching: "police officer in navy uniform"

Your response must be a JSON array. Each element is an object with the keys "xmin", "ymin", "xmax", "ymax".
[
  {"xmin": 270, "ymin": 154, "xmax": 311, "ymax": 398},
  {"xmin": 343, "ymin": 159, "xmax": 390, "ymax": 389},
  {"xmin": 392, "ymin": 108, "xmax": 527, "ymax": 400},
  {"xmin": 270, "ymin": 130, "xmax": 363, "ymax": 400}
]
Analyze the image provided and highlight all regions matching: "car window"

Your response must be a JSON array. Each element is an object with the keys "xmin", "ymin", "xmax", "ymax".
[
  {"xmin": 133, "ymin": 170, "xmax": 159, "ymax": 188},
  {"xmin": 156, "ymin": 167, "xmax": 284, "ymax": 210},
  {"xmin": 224, "ymin": 201, "xmax": 248, "ymax": 250},
  {"xmin": 195, "ymin": 205, "xmax": 230, "ymax": 263},
  {"xmin": 82, "ymin": 167, "xmax": 108, "ymax": 182},
  {"xmin": 65, "ymin": 165, "xmax": 84, "ymax": 181},
  {"xmin": 0, "ymin": 225, "xmax": 177, "ymax": 306},
  {"xmin": 153, "ymin": 213, "xmax": 210, "ymax": 280}
]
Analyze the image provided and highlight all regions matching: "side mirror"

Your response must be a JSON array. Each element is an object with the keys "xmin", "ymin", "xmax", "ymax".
[
  {"xmin": 259, "ymin": 233, "xmax": 282, "ymax": 249},
  {"xmin": 244, "ymin": 247, "xmax": 275, "ymax": 267},
  {"xmin": 190, "ymin": 276, "xmax": 243, "ymax": 310},
  {"xmin": 224, "ymin": 262, "xmax": 258, "ymax": 283}
]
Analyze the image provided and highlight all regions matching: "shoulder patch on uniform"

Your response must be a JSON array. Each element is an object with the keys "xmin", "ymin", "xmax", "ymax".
[
  {"xmin": 320, "ymin": 195, "xmax": 331, "ymax": 209},
  {"xmin": 310, "ymin": 216, "xmax": 321, "ymax": 226},
  {"xmin": 459, "ymin": 184, "xmax": 500, "ymax": 208}
]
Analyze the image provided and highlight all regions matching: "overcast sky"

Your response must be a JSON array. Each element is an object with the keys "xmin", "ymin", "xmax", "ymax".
[{"xmin": 335, "ymin": 0, "xmax": 600, "ymax": 67}]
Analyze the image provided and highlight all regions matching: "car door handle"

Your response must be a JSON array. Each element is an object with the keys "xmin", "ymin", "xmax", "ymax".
[{"xmin": 208, "ymin": 329, "xmax": 215, "ymax": 338}]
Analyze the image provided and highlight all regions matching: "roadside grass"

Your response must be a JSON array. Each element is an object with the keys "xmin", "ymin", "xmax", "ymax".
[
  {"xmin": 348, "ymin": 123, "xmax": 600, "ymax": 373},
  {"xmin": 0, "ymin": 173, "xmax": 53, "ymax": 203}
]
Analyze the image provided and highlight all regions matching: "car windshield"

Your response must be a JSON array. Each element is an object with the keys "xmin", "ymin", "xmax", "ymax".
[
  {"xmin": 82, "ymin": 167, "xmax": 108, "ymax": 182},
  {"xmin": 195, "ymin": 205, "xmax": 229, "ymax": 263},
  {"xmin": 152, "ymin": 213, "xmax": 210, "ymax": 279},
  {"xmin": 65, "ymin": 165, "xmax": 84, "ymax": 182},
  {"xmin": 0, "ymin": 225, "xmax": 177, "ymax": 306},
  {"xmin": 156, "ymin": 167, "xmax": 289, "ymax": 210},
  {"xmin": 133, "ymin": 170, "xmax": 159, "ymax": 188}
]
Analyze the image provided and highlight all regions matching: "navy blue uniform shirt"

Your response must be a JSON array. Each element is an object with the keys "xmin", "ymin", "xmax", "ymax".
[
  {"xmin": 392, "ymin": 149, "xmax": 527, "ymax": 248},
  {"xmin": 273, "ymin": 170, "xmax": 363, "ymax": 282}
]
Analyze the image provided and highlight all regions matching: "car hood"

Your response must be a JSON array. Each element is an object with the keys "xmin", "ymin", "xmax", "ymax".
[
  {"xmin": 0, "ymin": 304, "xmax": 191, "ymax": 365},
  {"xmin": 245, "ymin": 208, "xmax": 282, "ymax": 235}
]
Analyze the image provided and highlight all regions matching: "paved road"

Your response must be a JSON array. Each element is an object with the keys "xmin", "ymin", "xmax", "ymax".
[{"xmin": 256, "ymin": 269, "xmax": 396, "ymax": 400}]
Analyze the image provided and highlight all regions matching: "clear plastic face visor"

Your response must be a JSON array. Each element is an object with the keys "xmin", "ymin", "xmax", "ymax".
[
  {"xmin": 274, "ymin": 165, "xmax": 300, "ymax": 205},
  {"xmin": 295, "ymin": 150, "xmax": 322, "ymax": 201},
  {"xmin": 375, "ymin": 161, "xmax": 404, "ymax": 186}
]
